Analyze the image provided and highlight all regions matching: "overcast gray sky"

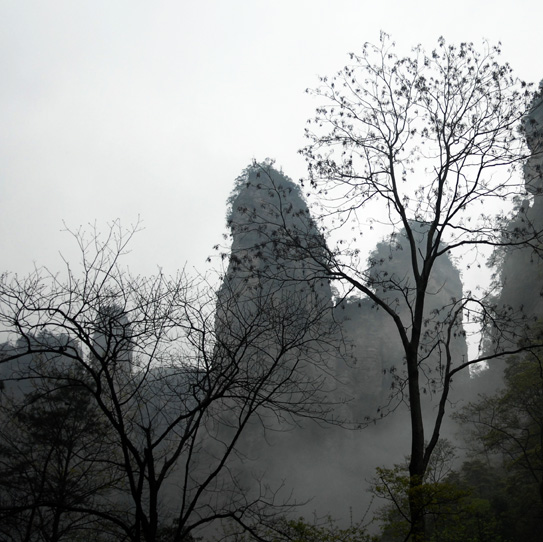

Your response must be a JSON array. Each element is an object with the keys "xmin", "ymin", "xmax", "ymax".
[{"xmin": 2, "ymin": 0, "xmax": 542, "ymax": 278}]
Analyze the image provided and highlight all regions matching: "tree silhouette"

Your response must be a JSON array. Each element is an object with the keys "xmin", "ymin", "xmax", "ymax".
[
  {"xmin": 233, "ymin": 36, "xmax": 541, "ymax": 540},
  {"xmin": 0, "ymin": 221, "xmax": 337, "ymax": 542},
  {"xmin": 0, "ymin": 353, "xmax": 115, "ymax": 542}
]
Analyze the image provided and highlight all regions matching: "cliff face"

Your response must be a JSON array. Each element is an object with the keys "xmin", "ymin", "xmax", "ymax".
[
  {"xmin": 215, "ymin": 162, "xmax": 469, "ymax": 523},
  {"xmin": 220, "ymin": 162, "xmax": 468, "ymax": 419},
  {"xmin": 224, "ymin": 163, "xmax": 332, "ymax": 302},
  {"xmin": 473, "ymin": 85, "xmax": 543, "ymax": 394},
  {"xmin": 334, "ymin": 223, "xmax": 468, "ymax": 420},
  {"xmin": 217, "ymin": 163, "xmax": 335, "ymax": 384},
  {"xmin": 214, "ymin": 163, "xmax": 345, "ymax": 518},
  {"xmin": 523, "ymin": 82, "xmax": 543, "ymax": 196}
]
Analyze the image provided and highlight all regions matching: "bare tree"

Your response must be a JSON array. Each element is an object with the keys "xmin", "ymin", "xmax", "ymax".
[
  {"xmin": 232, "ymin": 37, "xmax": 541, "ymax": 540},
  {"xmin": 0, "ymin": 221, "xmax": 337, "ymax": 542}
]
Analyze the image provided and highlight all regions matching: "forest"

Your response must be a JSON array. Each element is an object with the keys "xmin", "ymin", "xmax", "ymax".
[{"xmin": 1, "ymin": 36, "xmax": 543, "ymax": 542}]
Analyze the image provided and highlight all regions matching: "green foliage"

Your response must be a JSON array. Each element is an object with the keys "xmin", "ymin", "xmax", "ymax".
[
  {"xmin": 458, "ymin": 352, "xmax": 543, "ymax": 495},
  {"xmin": 455, "ymin": 350, "xmax": 543, "ymax": 541},
  {"xmin": 223, "ymin": 515, "xmax": 375, "ymax": 542},
  {"xmin": 273, "ymin": 516, "xmax": 375, "ymax": 542},
  {"xmin": 372, "ymin": 441, "xmax": 506, "ymax": 542}
]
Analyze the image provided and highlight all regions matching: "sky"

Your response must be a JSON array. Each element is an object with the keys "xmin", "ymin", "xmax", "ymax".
[{"xmin": 2, "ymin": 0, "xmax": 543, "ymax": 281}]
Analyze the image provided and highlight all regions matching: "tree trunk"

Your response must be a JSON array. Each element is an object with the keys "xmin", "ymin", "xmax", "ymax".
[{"xmin": 407, "ymin": 346, "xmax": 427, "ymax": 542}]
